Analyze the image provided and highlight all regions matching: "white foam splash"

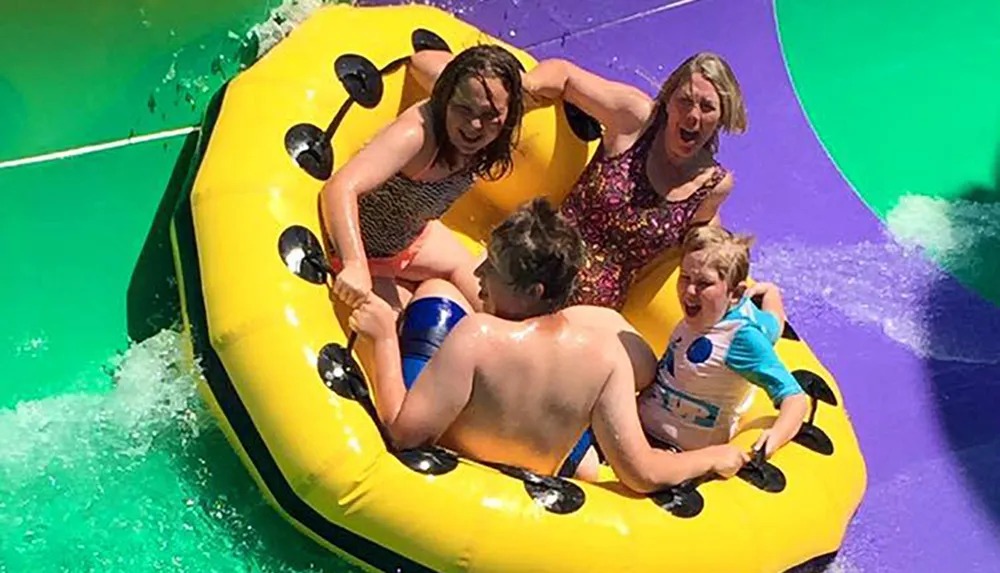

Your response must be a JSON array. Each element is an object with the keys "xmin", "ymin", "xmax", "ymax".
[
  {"xmin": 0, "ymin": 330, "xmax": 203, "ymax": 486},
  {"xmin": 887, "ymin": 193, "xmax": 1000, "ymax": 279},
  {"xmin": 0, "ymin": 330, "xmax": 361, "ymax": 572},
  {"xmin": 826, "ymin": 556, "xmax": 863, "ymax": 573},
  {"xmin": 752, "ymin": 235, "xmax": 1000, "ymax": 365}
]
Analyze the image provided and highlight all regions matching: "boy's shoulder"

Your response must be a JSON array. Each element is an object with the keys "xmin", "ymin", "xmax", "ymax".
[{"xmin": 720, "ymin": 296, "xmax": 781, "ymax": 344}]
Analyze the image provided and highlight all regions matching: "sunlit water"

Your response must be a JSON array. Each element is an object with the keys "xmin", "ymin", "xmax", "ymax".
[
  {"xmin": 250, "ymin": 0, "xmax": 334, "ymax": 57},
  {"xmin": 887, "ymin": 194, "xmax": 1000, "ymax": 281},
  {"xmin": 6, "ymin": 0, "xmax": 998, "ymax": 567},
  {"xmin": 752, "ymin": 194, "xmax": 1000, "ymax": 365},
  {"xmin": 0, "ymin": 329, "xmax": 361, "ymax": 573},
  {"xmin": 0, "ymin": 4, "xmax": 365, "ymax": 571}
]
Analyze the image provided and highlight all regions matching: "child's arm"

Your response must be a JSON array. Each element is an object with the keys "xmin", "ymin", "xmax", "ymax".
[
  {"xmin": 725, "ymin": 325, "xmax": 805, "ymax": 459},
  {"xmin": 755, "ymin": 393, "xmax": 808, "ymax": 457}
]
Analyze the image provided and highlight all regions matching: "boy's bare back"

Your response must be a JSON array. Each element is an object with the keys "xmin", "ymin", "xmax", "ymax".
[{"xmin": 437, "ymin": 311, "xmax": 615, "ymax": 476}]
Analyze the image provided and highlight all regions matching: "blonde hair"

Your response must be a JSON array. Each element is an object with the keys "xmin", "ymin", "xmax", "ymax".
[
  {"xmin": 681, "ymin": 225, "xmax": 755, "ymax": 291},
  {"xmin": 653, "ymin": 52, "xmax": 748, "ymax": 154}
]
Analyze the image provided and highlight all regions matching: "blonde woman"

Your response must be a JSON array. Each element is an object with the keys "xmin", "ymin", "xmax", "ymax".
[{"xmin": 523, "ymin": 53, "xmax": 749, "ymax": 310}]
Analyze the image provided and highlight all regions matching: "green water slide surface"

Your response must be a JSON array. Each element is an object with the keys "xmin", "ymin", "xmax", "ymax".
[
  {"xmin": 0, "ymin": 4, "xmax": 367, "ymax": 568},
  {"xmin": 776, "ymin": 0, "xmax": 1000, "ymax": 304},
  {"xmin": 0, "ymin": 0, "xmax": 278, "ymax": 406}
]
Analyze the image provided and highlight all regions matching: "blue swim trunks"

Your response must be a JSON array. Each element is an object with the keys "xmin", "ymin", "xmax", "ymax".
[
  {"xmin": 558, "ymin": 428, "xmax": 596, "ymax": 478},
  {"xmin": 398, "ymin": 296, "xmax": 468, "ymax": 389}
]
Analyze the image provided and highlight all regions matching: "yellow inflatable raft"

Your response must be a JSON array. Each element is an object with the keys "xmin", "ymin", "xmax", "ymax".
[{"xmin": 169, "ymin": 4, "xmax": 867, "ymax": 572}]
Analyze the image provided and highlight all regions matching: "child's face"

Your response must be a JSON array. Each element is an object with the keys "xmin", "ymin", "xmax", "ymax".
[
  {"xmin": 676, "ymin": 250, "xmax": 743, "ymax": 331},
  {"xmin": 445, "ymin": 75, "xmax": 509, "ymax": 156}
]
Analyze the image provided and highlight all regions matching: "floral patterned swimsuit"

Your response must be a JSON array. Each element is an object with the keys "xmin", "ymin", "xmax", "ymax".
[{"xmin": 559, "ymin": 108, "xmax": 728, "ymax": 310}]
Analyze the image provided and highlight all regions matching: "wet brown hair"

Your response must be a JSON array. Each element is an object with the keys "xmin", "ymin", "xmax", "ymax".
[
  {"xmin": 429, "ymin": 44, "xmax": 525, "ymax": 180},
  {"xmin": 490, "ymin": 198, "xmax": 584, "ymax": 311}
]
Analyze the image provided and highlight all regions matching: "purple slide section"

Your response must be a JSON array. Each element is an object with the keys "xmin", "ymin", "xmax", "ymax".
[{"xmin": 364, "ymin": 1, "xmax": 1000, "ymax": 570}]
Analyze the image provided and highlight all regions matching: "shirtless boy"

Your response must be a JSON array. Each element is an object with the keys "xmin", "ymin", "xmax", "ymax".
[{"xmin": 349, "ymin": 199, "xmax": 748, "ymax": 492}]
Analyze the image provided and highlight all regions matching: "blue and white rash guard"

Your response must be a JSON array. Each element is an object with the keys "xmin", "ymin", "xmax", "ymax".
[{"xmin": 639, "ymin": 296, "xmax": 803, "ymax": 450}]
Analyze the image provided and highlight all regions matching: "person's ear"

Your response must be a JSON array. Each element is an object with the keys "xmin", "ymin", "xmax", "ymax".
[{"xmin": 528, "ymin": 282, "xmax": 545, "ymax": 301}]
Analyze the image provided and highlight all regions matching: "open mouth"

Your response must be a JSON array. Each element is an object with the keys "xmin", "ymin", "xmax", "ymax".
[
  {"xmin": 459, "ymin": 129, "xmax": 484, "ymax": 148},
  {"xmin": 678, "ymin": 127, "xmax": 699, "ymax": 144},
  {"xmin": 683, "ymin": 301, "xmax": 701, "ymax": 318}
]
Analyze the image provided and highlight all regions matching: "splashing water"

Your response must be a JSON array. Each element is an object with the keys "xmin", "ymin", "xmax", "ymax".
[
  {"xmin": 0, "ymin": 330, "xmax": 360, "ymax": 573},
  {"xmin": 887, "ymin": 194, "xmax": 1000, "ymax": 305},
  {"xmin": 751, "ymin": 191, "xmax": 1000, "ymax": 365},
  {"xmin": 752, "ymin": 234, "xmax": 1000, "ymax": 365},
  {"xmin": 887, "ymin": 194, "xmax": 1000, "ymax": 273},
  {"xmin": 826, "ymin": 556, "xmax": 864, "ymax": 573}
]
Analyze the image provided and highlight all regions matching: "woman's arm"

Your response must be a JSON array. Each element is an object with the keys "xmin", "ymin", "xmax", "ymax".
[
  {"xmin": 690, "ymin": 170, "xmax": 735, "ymax": 226},
  {"xmin": 523, "ymin": 58, "xmax": 654, "ymax": 140},
  {"xmin": 408, "ymin": 49, "xmax": 455, "ymax": 93}
]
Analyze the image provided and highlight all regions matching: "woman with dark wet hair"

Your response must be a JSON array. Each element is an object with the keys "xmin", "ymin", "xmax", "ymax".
[
  {"xmin": 408, "ymin": 50, "xmax": 748, "ymax": 312},
  {"xmin": 321, "ymin": 44, "xmax": 525, "ymax": 311}
]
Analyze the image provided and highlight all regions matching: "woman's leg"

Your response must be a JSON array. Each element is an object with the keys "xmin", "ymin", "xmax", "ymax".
[
  {"xmin": 398, "ymin": 221, "xmax": 484, "ymax": 312},
  {"xmin": 371, "ymin": 276, "xmax": 414, "ymax": 312}
]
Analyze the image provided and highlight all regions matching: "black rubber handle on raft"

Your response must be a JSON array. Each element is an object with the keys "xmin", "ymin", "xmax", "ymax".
[
  {"xmin": 790, "ymin": 369, "xmax": 837, "ymax": 456},
  {"xmin": 736, "ymin": 446, "xmax": 786, "ymax": 493},
  {"xmin": 650, "ymin": 472, "xmax": 713, "ymax": 518},
  {"xmin": 323, "ymin": 52, "xmax": 421, "ymax": 144},
  {"xmin": 652, "ymin": 444, "xmax": 787, "ymax": 517},
  {"xmin": 287, "ymin": 49, "xmax": 412, "ymax": 180},
  {"xmin": 480, "ymin": 461, "xmax": 586, "ymax": 515},
  {"xmin": 284, "ymin": 30, "xmax": 446, "ymax": 182},
  {"xmin": 411, "ymin": 29, "xmax": 451, "ymax": 54}
]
